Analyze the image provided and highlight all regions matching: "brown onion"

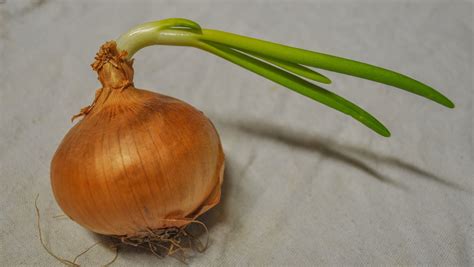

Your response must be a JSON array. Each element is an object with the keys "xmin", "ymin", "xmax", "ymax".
[
  {"xmin": 51, "ymin": 17, "xmax": 455, "ymax": 240},
  {"xmin": 51, "ymin": 42, "xmax": 224, "ymax": 236}
]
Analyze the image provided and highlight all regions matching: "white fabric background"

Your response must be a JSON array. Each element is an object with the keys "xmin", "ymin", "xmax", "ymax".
[{"xmin": 1, "ymin": 0, "xmax": 472, "ymax": 266}]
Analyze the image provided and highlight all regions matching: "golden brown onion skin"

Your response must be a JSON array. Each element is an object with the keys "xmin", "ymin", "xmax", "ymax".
[{"xmin": 50, "ymin": 42, "xmax": 224, "ymax": 236}]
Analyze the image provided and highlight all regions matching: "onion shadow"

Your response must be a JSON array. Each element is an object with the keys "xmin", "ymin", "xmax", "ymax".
[{"xmin": 212, "ymin": 117, "xmax": 468, "ymax": 193}]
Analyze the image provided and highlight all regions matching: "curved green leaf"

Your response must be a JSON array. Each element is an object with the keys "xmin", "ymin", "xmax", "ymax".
[
  {"xmin": 198, "ymin": 40, "xmax": 390, "ymax": 137},
  {"xmin": 198, "ymin": 29, "xmax": 454, "ymax": 108}
]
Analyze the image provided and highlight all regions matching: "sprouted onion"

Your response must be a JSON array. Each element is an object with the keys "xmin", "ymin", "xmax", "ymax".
[{"xmin": 51, "ymin": 17, "xmax": 454, "ymax": 247}]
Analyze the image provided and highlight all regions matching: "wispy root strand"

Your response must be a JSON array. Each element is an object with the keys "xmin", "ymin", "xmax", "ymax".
[
  {"xmin": 36, "ymin": 195, "xmax": 208, "ymax": 265},
  {"xmin": 35, "ymin": 195, "xmax": 119, "ymax": 267}
]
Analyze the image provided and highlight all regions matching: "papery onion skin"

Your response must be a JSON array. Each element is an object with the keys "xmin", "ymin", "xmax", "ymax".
[{"xmin": 50, "ymin": 42, "xmax": 224, "ymax": 236}]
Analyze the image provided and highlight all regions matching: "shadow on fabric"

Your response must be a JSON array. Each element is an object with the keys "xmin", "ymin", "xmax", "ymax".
[{"xmin": 214, "ymin": 118, "xmax": 467, "ymax": 193}]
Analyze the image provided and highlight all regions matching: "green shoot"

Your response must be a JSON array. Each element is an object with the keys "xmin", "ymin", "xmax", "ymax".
[
  {"xmin": 198, "ymin": 29, "xmax": 454, "ymax": 109},
  {"xmin": 115, "ymin": 18, "xmax": 454, "ymax": 137},
  {"xmin": 198, "ymin": 41, "xmax": 390, "ymax": 137}
]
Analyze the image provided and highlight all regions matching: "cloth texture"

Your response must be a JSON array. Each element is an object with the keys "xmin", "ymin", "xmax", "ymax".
[{"xmin": 0, "ymin": 1, "xmax": 472, "ymax": 266}]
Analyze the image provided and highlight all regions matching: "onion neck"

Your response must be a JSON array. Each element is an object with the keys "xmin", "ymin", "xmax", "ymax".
[
  {"xmin": 69, "ymin": 41, "xmax": 135, "ymax": 121},
  {"xmin": 93, "ymin": 41, "xmax": 135, "ymax": 90}
]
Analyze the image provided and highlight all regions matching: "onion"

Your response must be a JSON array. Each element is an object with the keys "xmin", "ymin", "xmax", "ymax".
[
  {"xmin": 50, "ymin": 17, "xmax": 453, "ymax": 245},
  {"xmin": 51, "ymin": 42, "xmax": 224, "ymax": 236}
]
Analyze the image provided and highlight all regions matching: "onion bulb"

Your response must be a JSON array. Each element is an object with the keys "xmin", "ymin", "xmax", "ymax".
[
  {"xmin": 51, "ymin": 42, "xmax": 224, "ymax": 236},
  {"xmin": 51, "ymin": 18, "xmax": 453, "ymax": 240}
]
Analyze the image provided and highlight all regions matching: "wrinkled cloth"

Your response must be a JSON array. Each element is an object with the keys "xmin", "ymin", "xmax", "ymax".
[{"xmin": 0, "ymin": 1, "xmax": 472, "ymax": 266}]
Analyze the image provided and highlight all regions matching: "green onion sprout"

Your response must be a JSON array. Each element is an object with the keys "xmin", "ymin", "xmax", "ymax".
[{"xmin": 115, "ymin": 18, "xmax": 454, "ymax": 137}]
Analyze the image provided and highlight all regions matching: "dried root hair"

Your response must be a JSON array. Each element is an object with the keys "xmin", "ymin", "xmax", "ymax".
[
  {"xmin": 111, "ymin": 220, "xmax": 209, "ymax": 264},
  {"xmin": 35, "ymin": 195, "xmax": 209, "ymax": 266}
]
